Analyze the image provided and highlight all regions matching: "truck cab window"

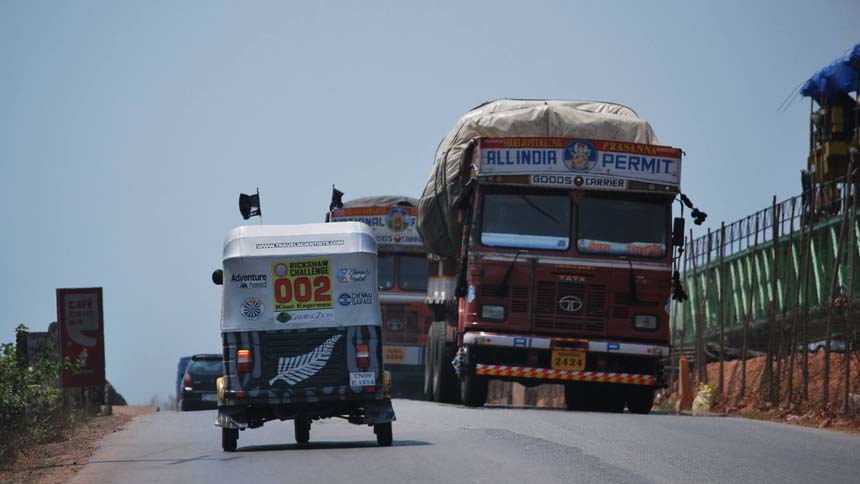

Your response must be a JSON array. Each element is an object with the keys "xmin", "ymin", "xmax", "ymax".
[
  {"xmin": 576, "ymin": 195, "xmax": 667, "ymax": 257},
  {"xmin": 398, "ymin": 255, "xmax": 429, "ymax": 291},
  {"xmin": 480, "ymin": 193, "xmax": 571, "ymax": 251},
  {"xmin": 378, "ymin": 254, "xmax": 396, "ymax": 290}
]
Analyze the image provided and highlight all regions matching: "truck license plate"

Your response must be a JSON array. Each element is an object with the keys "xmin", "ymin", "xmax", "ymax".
[
  {"xmin": 350, "ymin": 372, "xmax": 376, "ymax": 386},
  {"xmin": 551, "ymin": 350, "xmax": 586, "ymax": 371},
  {"xmin": 383, "ymin": 346, "xmax": 406, "ymax": 364}
]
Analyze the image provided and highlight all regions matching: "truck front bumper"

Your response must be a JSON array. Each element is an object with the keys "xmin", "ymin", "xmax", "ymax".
[{"xmin": 462, "ymin": 331, "xmax": 668, "ymax": 388}]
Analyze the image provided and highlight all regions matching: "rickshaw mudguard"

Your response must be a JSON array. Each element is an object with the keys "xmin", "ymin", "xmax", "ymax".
[{"xmin": 364, "ymin": 398, "xmax": 396, "ymax": 424}]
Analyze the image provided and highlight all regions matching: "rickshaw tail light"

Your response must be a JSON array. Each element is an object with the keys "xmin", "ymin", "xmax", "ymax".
[
  {"xmin": 356, "ymin": 344, "xmax": 370, "ymax": 369},
  {"xmin": 237, "ymin": 349, "xmax": 252, "ymax": 373}
]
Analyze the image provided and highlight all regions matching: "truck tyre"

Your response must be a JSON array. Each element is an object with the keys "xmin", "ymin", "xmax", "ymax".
[
  {"xmin": 423, "ymin": 325, "xmax": 436, "ymax": 401},
  {"xmin": 431, "ymin": 322, "xmax": 460, "ymax": 404},
  {"xmin": 294, "ymin": 418, "xmax": 311, "ymax": 444},
  {"xmin": 625, "ymin": 387, "xmax": 655, "ymax": 414},
  {"xmin": 460, "ymin": 368, "xmax": 488, "ymax": 408},
  {"xmin": 374, "ymin": 422, "xmax": 393, "ymax": 446},
  {"xmin": 597, "ymin": 385, "xmax": 626, "ymax": 413},
  {"xmin": 564, "ymin": 383, "xmax": 587, "ymax": 411},
  {"xmin": 221, "ymin": 428, "xmax": 238, "ymax": 452}
]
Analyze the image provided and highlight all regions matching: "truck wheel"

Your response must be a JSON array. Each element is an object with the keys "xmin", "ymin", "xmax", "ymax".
[
  {"xmin": 221, "ymin": 428, "xmax": 238, "ymax": 452},
  {"xmin": 431, "ymin": 322, "xmax": 460, "ymax": 404},
  {"xmin": 586, "ymin": 384, "xmax": 625, "ymax": 413},
  {"xmin": 374, "ymin": 422, "xmax": 393, "ymax": 446},
  {"xmin": 423, "ymin": 325, "xmax": 436, "ymax": 401},
  {"xmin": 294, "ymin": 418, "xmax": 311, "ymax": 444},
  {"xmin": 625, "ymin": 387, "xmax": 655, "ymax": 414},
  {"xmin": 460, "ymin": 369, "xmax": 488, "ymax": 408},
  {"xmin": 564, "ymin": 383, "xmax": 587, "ymax": 411}
]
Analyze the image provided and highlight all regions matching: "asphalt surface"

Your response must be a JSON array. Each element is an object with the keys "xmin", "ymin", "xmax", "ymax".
[{"xmin": 70, "ymin": 399, "xmax": 860, "ymax": 484}]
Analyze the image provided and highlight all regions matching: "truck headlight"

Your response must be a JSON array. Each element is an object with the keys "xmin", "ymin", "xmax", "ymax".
[
  {"xmin": 481, "ymin": 305, "xmax": 506, "ymax": 321},
  {"xmin": 634, "ymin": 314, "xmax": 658, "ymax": 330}
]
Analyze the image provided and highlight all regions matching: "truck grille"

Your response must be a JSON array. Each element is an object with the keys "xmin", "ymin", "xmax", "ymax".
[
  {"xmin": 381, "ymin": 305, "xmax": 429, "ymax": 344},
  {"xmin": 534, "ymin": 281, "xmax": 607, "ymax": 333},
  {"xmin": 480, "ymin": 285, "xmax": 529, "ymax": 314}
]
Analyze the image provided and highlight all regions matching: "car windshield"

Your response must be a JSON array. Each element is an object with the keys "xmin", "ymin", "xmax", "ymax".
[
  {"xmin": 189, "ymin": 360, "xmax": 222, "ymax": 375},
  {"xmin": 378, "ymin": 254, "xmax": 395, "ymax": 290},
  {"xmin": 577, "ymin": 195, "xmax": 667, "ymax": 257},
  {"xmin": 481, "ymin": 193, "xmax": 571, "ymax": 251},
  {"xmin": 398, "ymin": 255, "xmax": 428, "ymax": 291}
]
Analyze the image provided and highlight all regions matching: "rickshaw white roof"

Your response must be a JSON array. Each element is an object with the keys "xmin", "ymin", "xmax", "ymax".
[{"xmin": 223, "ymin": 222, "xmax": 377, "ymax": 260}]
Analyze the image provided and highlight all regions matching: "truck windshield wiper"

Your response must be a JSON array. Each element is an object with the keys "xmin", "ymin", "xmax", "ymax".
[
  {"xmin": 519, "ymin": 195, "xmax": 560, "ymax": 225},
  {"xmin": 496, "ymin": 251, "xmax": 522, "ymax": 297}
]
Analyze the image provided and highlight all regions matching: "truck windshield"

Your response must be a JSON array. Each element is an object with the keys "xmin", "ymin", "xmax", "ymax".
[
  {"xmin": 481, "ymin": 193, "xmax": 571, "ymax": 251},
  {"xmin": 577, "ymin": 195, "xmax": 667, "ymax": 258},
  {"xmin": 398, "ymin": 255, "xmax": 429, "ymax": 291},
  {"xmin": 379, "ymin": 254, "xmax": 395, "ymax": 290}
]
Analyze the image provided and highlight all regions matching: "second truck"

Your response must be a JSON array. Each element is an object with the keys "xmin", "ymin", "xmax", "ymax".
[{"xmin": 417, "ymin": 99, "xmax": 685, "ymax": 411}]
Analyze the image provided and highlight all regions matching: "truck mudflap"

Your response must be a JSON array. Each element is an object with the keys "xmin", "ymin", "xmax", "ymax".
[{"xmin": 474, "ymin": 364, "xmax": 657, "ymax": 386}]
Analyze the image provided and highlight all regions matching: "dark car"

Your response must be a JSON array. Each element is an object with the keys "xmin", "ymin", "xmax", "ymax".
[
  {"xmin": 175, "ymin": 355, "xmax": 192, "ymax": 403},
  {"xmin": 179, "ymin": 354, "xmax": 222, "ymax": 411}
]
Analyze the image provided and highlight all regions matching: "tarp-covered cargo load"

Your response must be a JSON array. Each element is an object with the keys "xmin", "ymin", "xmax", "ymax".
[{"xmin": 417, "ymin": 99, "xmax": 660, "ymax": 257}]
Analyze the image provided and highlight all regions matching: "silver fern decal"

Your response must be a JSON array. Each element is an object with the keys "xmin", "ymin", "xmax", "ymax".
[{"xmin": 268, "ymin": 334, "xmax": 342, "ymax": 386}]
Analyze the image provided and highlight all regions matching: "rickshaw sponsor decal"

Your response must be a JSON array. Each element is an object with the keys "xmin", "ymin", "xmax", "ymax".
[
  {"xmin": 241, "ymin": 297, "xmax": 264, "ymax": 320},
  {"xmin": 231, "ymin": 273, "xmax": 267, "ymax": 289},
  {"xmin": 272, "ymin": 259, "xmax": 334, "ymax": 312},
  {"xmin": 256, "ymin": 240, "xmax": 345, "ymax": 250},
  {"xmin": 338, "ymin": 292, "xmax": 373, "ymax": 306},
  {"xmin": 286, "ymin": 311, "xmax": 335, "ymax": 322},
  {"xmin": 336, "ymin": 268, "xmax": 368, "ymax": 283},
  {"xmin": 269, "ymin": 334, "xmax": 342, "ymax": 386}
]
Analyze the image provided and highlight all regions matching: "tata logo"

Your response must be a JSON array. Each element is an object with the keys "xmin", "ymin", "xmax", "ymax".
[
  {"xmin": 558, "ymin": 295, "xmax": 583, "ymax": 313},
  {"xmin": 386, "ymin": 319, "xmax": 404, "ymax": 331}
]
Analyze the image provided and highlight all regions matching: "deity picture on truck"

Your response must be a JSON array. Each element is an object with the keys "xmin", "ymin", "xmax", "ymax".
[
  {"xmin": 211, "ymin": 222, "xmax": 395, "ymax": 451},
  {"xmin": 328, "ymin": 196, "xmax": 433, "ymax": 395},
  {"xmin": 418, "ymin": 99, "xmax": 685, "ymax": 411}
]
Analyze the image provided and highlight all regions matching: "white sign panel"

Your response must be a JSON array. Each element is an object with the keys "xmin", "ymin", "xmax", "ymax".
[{"xmin": 478, "ymin": 138, "xmax": 682, "ymax": 186}]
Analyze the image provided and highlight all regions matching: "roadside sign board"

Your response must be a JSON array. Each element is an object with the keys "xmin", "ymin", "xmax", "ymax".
[{"xmin": 57, "ymin": 287, "xmax": 105, "ymax": 388}]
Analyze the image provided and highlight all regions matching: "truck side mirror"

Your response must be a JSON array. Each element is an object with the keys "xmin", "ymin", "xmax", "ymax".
[
  {"xmin": 672, "ymin": 217, "xmax": 685, "ymax": 247},
  {"xmin": 212, "ymin": 269, "xmax": 223, "ymax": 285}
]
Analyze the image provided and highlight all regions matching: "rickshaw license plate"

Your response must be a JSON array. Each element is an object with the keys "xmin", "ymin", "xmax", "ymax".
[
  {"xmin": 551, "ymin": 350, "xmax": 586, "ymax": 371},
  {"xmin": 350, "ymin": 372, "xmax": 376, "ymax": 386},
  {"xmin": 383, "ymin": 346, "xmax": 406, "ymax": 364}
]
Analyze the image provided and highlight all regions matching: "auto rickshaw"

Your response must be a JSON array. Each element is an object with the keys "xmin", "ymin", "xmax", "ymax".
[{"xmin": 212, "ymin": 222, "xmax": 395, "ymax": 451}]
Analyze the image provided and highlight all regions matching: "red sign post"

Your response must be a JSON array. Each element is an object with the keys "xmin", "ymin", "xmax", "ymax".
[{"xmin": 57, "ymin": 288, "xmax": 105, "ymax": 388}]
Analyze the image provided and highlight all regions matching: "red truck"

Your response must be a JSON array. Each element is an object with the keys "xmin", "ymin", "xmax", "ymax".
[
  {"xmin": 329, "ymin": 196, "xmax": 434, "ymax": 394},
  {"xmin": 417, "ymin": 99, "xmax": 684, "ymax": 411}
]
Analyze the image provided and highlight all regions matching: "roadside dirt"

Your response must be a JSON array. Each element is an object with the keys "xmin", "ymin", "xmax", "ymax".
[
  {"xmin": 0, "ymin": 406, "xmax": 156, "ymax": 484},
  {"xmin": 700, "ymin": 352, "xmax": 860, "ymax": 432}
]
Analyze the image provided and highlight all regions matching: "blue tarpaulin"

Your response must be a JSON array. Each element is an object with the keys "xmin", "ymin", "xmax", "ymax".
[{"xmin": 800, "ymin": 43, "xmax": 860, "ymax": 103}]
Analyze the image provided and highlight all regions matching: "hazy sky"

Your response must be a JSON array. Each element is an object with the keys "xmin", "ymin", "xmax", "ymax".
[{"xmin": 1, "ymin": 1, "xmax": 857, "ymax": 403}]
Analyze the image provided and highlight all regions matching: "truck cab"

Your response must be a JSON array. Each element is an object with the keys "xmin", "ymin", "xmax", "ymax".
[
  {"xmin": 329, "ymin": 197, "xmax": 434, "ymax": 395},
  {"xmin": 418, "ymin": 100, "xmax": 683, "ymax": 412}
]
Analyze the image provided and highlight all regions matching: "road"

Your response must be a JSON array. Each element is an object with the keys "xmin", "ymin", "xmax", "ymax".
[{"xmin": 70, "ymin": 400, "xmax": 859, "ymax": 484}]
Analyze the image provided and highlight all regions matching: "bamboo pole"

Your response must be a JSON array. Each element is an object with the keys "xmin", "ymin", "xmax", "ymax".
[
  {"xmin": 766, "ymin": 196, "xmax": 781, "ymax": 404},
  {"xmin": 801, "ymin": 174, "xmax": 818, "ymax": 402},
  {"xmin": 845, "ymin": 164, "xmax": 857, "ymax": 414},
  {"xmin": 689, "ymin": 230, "xmax": 702, "ymax": 385},
  {"xmin": 718, "ymin": 222, "xmax": 727, "ymax": 396},
  {"xmin": 741, "ymin": 213, "xmax": 760, "ymax": 401},
  {"xmin": 824, "ymin": 160, "xmax": 854, "ymax": 410},
  {"xmin": 780, "ymin": 198, "xmax": 797, "ymax": 401},
  {"xmin": 701, "ymin": 230, "xmax": 713, "ymax": 384}
]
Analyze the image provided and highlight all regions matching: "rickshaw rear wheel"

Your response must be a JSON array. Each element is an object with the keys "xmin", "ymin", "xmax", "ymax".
[
  {"xmin": 221, "ymin": 428, "xmax": 238, "ymax": 452},
  {"xmin": 374, "ymin": 422, "xmax": 393, "ymax": 446},
  {"xmin": 294, "ymin": 418, "xmax": 311, "ymax": 444}
]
